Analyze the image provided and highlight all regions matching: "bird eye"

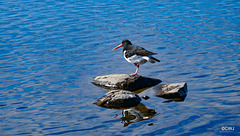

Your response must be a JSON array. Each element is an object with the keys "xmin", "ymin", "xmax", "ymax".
[{"xmin": 122, "ymin": 41, "xmax": 125, "ymax": 43}]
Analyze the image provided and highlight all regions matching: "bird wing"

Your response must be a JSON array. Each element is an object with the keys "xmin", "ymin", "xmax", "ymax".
[{"xmin": 134, "ymin": 46, "xmax": 157, "ymax": 56}]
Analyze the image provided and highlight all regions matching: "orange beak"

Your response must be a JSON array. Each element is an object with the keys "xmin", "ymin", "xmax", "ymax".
[{"xmin": 112, "ymin": 44, "xmax": 123, "ymax": 51}]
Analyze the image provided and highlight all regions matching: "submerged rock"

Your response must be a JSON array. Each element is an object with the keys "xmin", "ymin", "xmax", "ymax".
[
  {"xmin": 94, "ymin": 90, "xmax": 141, "ymax": 109},
  {"xmin": 92, "ymin": 74, "xmax": 161, "ymax": 92},
  {"xmin": 154, "ymin": 83, "xmax": 188, "ymax": 101}
]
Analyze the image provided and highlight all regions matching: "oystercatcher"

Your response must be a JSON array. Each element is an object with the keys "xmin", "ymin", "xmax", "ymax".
[{"xmin": 112, "ymin": 39, "xmax": 160, "ymax": 75}]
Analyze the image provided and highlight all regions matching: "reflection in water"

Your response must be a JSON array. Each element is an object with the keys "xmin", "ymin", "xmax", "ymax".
[
  {"xmin": 94, "ymin": 84, "xmax": 188, "ymax": 127},
  {"xmin": 120, "ymin": 103, "xmax": 157, "ymax": 127},
  {"xmin": 93, "ymin": 85, "xmax": 150, "ymax": 94},
  {"xmin": 94, "ymin": 83, "xmax": 158, "ymax": 127},
  {"xmin": 162, "ymin": 95, "xmax": 187, "ymax": 103},
  {"xmin": 133, "ymin": 87, "xmax": 151, "ymax": 94},
  {"xmin": 94, "ymin": 81, "xmax": 188, "ymax": 127}
]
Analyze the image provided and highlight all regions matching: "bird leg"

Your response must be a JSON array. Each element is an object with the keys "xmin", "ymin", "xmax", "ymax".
[{"xmin": 131, "ymin": 64, "xmax": 139, "ymax": 76}]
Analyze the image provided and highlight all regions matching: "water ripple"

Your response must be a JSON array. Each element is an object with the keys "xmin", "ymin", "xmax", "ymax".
[
  {"xmin": 46, "ymin": 125, "xmax": 106, "ymax": 135},
  {"xmin": 0, "ymin": 0, "xmax": 240, "ymax": 135}
]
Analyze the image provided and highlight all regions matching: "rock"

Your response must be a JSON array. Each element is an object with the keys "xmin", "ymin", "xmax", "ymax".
[
  {"xmin": 92, "ymin": 74, "xmax": 162, "ymax": 92},
  {"xmin": 153, "ymin": 83, "xmax": 188, "ymax": 101},
  {"xmin": 148, "ymin": 123, "xmax": 154, "ymax": 126},
  {"xmin": 94, "ymin": 90, "xmax": 141, "ymax": 109},
  {"xmin": 141, "ymin": 95, "xmax": 150, "ymax": 100}
]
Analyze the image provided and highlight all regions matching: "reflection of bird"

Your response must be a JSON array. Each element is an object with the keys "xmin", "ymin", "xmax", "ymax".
[
  {"xmin": 121, "ymin": 103, "xmax": 157, "ymax": 127},
  {"xmin": 112, "ymin": 39, "xmax": 160, "ymax": 75}
]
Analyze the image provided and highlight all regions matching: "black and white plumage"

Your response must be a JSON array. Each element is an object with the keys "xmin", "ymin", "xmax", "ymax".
[{"xmin": 112, "ymin": 39, "xmax": 160, "ymax": 75}]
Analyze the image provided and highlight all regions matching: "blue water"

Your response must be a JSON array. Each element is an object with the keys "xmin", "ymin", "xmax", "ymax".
[{"xmin": 0, "ymin": 0, "xmax": 240, "ymax": 135}]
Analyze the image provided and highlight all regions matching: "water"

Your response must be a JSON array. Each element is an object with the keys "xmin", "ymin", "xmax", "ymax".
[{"xmin": 0, "ymin": 0, "xmax": 239, "ymax": 135}]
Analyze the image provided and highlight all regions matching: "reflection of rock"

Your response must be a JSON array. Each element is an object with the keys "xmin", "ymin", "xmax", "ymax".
[
  {"xmin": 92, "ymin": 74, "xmax": 161, "ymax": 92},
  {"xmin": 154, "ymin": 83, "xmax": 188, "ymax": 102},
  {"xmin": 94, "ymin": 90, "xmax": 141, "ymax": 109},
  {"xmin": 121, "ymin": 103, "xmax": 157, "ymax": 127}
]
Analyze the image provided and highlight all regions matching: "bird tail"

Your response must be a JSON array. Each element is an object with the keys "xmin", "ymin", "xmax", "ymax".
[
  {"xmin": 149, "ymin": 57, "xmax": 160, "ymax": 63},
  {"xmin": 142, "ymin": 56, "xmax": 160, "ymax": 63}
]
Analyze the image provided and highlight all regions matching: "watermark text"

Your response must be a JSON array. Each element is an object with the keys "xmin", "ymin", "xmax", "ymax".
[{"xmin": 221, "ymin": 126, "xmax": 234, "ymax": 131}]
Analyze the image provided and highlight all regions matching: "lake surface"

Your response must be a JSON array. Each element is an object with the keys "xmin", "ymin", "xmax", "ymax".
[{"xmin": 0, "ymin": 0, "xmax": 240, "ymax": 135}]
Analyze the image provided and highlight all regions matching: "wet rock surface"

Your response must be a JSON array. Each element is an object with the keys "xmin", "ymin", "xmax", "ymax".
[
  {"xmin": 94, "ymin": 90, "xmax": 141, "ymax": 109},
  {"xmin": 92, "ymin": 74, "xmax": 162, "ymax": 91},
  {"xmin": 154, "ymin": 83, "xmax": 188, "ymax": 101}
]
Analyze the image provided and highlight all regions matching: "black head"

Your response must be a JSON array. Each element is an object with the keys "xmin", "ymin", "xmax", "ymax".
[
  {"xmin": 122, "ymin": 39, "xmax": 132, "ymax": 47},
  {"xmin": 112, "ymin": 39, "xmax": 133, "ymax": 51}
]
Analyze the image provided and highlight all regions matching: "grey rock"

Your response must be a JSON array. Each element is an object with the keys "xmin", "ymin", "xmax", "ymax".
[
  {"xmin": 154, "ymin": 83, "xmax": 188, "ymax": 101},
  {"xmin": 94, "ymin": 90, "xmax": 141, "ymax": 109},
  {"xmin": 92, "ymin": 74, "xmax": 161, "ymax": 91}
]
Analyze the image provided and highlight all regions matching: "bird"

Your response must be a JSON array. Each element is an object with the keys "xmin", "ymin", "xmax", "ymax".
[{"xmin": 112, "ymin": 39, "xmax": 160, "ymax": 75}]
